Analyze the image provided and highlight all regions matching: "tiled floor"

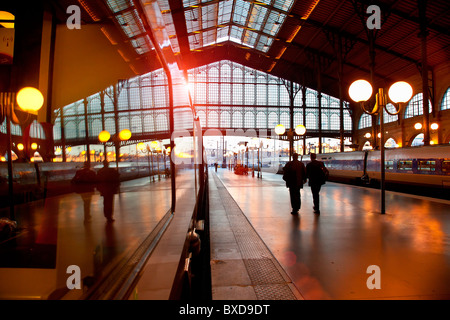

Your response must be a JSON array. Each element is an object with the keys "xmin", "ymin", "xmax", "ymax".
[{"xmin": 210, "ymin": 168, "xmax": 450, "ymax": 300}]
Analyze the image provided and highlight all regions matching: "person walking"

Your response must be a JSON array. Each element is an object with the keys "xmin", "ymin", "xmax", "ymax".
[
  {"xmin": 306, "ymin": 153, "xmax": 329, "ymax": 214},
  {"xmin": 96, "ymin": 161, "xmax": 120, "ymax": 222},
  {"xmin": 282, "ymin": 153, "xmax": 307, "ymax": 215},
  {"xmin": 71, "ymin": 162, "xmax": 97, "ymax": 222}
]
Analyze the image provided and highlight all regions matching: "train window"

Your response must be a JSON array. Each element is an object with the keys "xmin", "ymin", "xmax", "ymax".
[
  {"xmin": 385, "ymin": 160, "xmax": 394, "ymax": 170},
  {"xmin": 441, "ymin": 161, "xmax": 450, "ymax": 172},
  {"xmin": 418, "ymin": 160, "xmax": 436, "ymax": 172},
  {"xmin": 397, "ymin": 160, "xmax": 413, "ymax": 171}
]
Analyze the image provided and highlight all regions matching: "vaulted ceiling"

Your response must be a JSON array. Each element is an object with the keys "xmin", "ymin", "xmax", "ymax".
[{"xmin": 51, "ymin": 0, "xmax": 450, "ymax": 102}]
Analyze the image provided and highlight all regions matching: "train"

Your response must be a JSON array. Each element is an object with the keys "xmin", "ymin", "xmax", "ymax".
[{"xmin": 299, "ymin": 145, "xmax": 450, "ymax": 198}]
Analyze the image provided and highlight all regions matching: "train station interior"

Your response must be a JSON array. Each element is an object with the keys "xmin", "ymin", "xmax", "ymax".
[{"xmin": 0, "ymin": 0, "xmax": 449, "ymax": 303}]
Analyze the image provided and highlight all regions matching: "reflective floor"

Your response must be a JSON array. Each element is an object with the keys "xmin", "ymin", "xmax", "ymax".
[
  {"xmin": 213, "ymin": 168, "xmax": 450, "ymax": 300},
  {"xmin": 0, "ymin": 176, "xmax": 171, "ymax": 299}
]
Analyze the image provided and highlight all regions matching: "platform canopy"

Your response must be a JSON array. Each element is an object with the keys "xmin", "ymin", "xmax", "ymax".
[{"xmin": 49, "ymin": 0, "xmax": 449, "ymax": 107}]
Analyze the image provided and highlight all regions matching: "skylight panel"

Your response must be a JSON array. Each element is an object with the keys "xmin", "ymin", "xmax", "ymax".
[
  {"xmin": 185, "ymin": 9, "xmax": 200, "ymax": 33},
  {"xmin": 182, "ymin": 0, "xmax": 294, "ymax": 53},
  {"xmin": 242, "ymin": 30, "xmax": 258, "ymax": 47},
  {"xmin": 263, "ymin": 11, "xmax": 285, "ymax": 36},
  {"xmin": 255, "ymin": 35, "xmax": 272, "ymax": 52},
  {"xmin": 202, "ymin": 3, "xmax": 218, "ymax": 29},
  {"xmin": 233, "ymin": 0, "xmax": 251, "ymax": 26},
  {"xmin": 106, "ymin": 0, "xmax": 131, "ymax": 13},
  {"xmin": 217, "ymin": 26, "xmax": 229, "ymax": 43},
  {"xmin": 273, "ymin": 0, "xmax": 295, "ymax": 12},
  {"xmin": 230, "ymin": 25, "xmax": 244, "ymax": 43},
  {"xmin": 248, "ymin": 5, "xmax": 268, "ymax": 31},
  {"xmin": 218, "ymin": 1, "xmax": 233, "ymax": 24}
]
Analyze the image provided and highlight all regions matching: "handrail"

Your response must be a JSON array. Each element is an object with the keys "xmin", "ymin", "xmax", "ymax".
[{"xmin": 81, "ymin": 209, "xmax": 173, "ymax": 300}]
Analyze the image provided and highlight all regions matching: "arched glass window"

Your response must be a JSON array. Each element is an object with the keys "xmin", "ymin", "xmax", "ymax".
[
  {"xmin": 1, "ymin": 120, "xmax": 22, "ymax": 136},
  {"xmin": 362, "ymin": 141, "xmax": 372, "ymax": 150},
  {"xmin": 384, "ymin": 103, "xmax": 398, "ymax": 123},
  {"xmin": 29, "ymin": 120, "xmax": 46, "ymax": 139},
  {"xmin": 411, "ymin": 133, "xmax": 424, "ymax": 146},
  {"xmin": 358, "ymin": 113, "xmax": 372, "ymax": 129},
  {"xmin": 385, "ymin": 137, "xmax": 398, "ymax": 148},
  {"xmin": 404, "ymin": 93, "xmax": 432, "ymax": 118},
  {"xmin": 441, "ymin": 88, "xmax": 450, "ymax": 110}
]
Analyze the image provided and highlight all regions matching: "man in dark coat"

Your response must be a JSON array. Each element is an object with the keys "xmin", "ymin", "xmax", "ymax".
[
  {"xmin": 96, "ymin": 161, "xmax": 120, "ymax": 222},
  {"xmin": 306, "ymin": 153, "xmax": 329, "ymax": 214},
  {"xmin": 283, "ymin": 153, "xmax": 307, "ymax": 215}
]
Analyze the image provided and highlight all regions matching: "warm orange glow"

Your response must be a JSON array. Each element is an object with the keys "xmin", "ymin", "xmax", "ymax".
[
  {"xmin": 302, "ymin": 0, "xmax": 321, "ymax": 19},
  {"xmin": 117, "ymin": 49, "xmax": 130, "ymax": 62},
  {"xmin": 267, "ymin": 61, "xmax": 277, "ymax": 73},
  {"xmin": 119, "ymin": 129, "xmax": 131, "ymax": 141},
  {"xmin": 0, "ymin": 11, "xmax": 14, "ymax": 28},
  {"xmin": 78, "ymin": 0, "xmax": 100, "ymax": 22},
  {"xmin": 137, "ymin": 142, "xmax": 146, "ymax": 151},
  {"xmin": 430, "ymin": 123, "xmax": 439, "ymax": 130},
  {"xmin": 17, "ymin": 143, "xmax": 24, "ymax": 151},
  {"xmin": 150, "ymin": 141, "xmax": 159, "ymax": 149},
  {"xmin": 100, "ymin": 27, "xmax": 117, "ymax": 45},
  {"xmin": 31, "ymin": 143, "xmax": 38, "ymax": 150},
  {"xmin": 286, "ymin": 25, "xmax": 301, "ymax": 43},
  {"xmin": 98, "ymin": 130, "xmax": 110, "ymax": 142},
  {"xmin": 275, "ymin": 46, "xmax": 287, "ymax": 59},
  {"xmin": 16, "ymin": 87, "xmax": 44, "ymax": 113},
  {"xmin": 414, "ymin": 122, "xmax": 423, "ymax": 130}
]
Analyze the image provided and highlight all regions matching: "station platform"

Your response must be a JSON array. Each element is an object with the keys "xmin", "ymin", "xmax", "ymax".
[
  {"xmin": 0, "ymin": 175, "xmax": 173, "ymax": 299},
  {"xmin": 209, "ymin": 168, "xmax": 450, "ymax": 300}
]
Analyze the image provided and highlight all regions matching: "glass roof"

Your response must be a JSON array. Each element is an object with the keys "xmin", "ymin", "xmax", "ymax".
[
  {"xmin": 106, "ymin": 0, "xmax": 155, "ymax": 55},
  {"xmin": 105, "ymin": 0, "xmax": 293, "ymax": 56},
  {"xmin": 183, "ymin": 0, "xmax": 294, "ymax": 52}
]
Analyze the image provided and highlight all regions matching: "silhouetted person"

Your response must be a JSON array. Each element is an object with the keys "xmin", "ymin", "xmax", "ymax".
[
  {"xmin": 71, "ymin": 162, "xmax": 97, "ymax": 222},
  {"xmin": 96, "ymin": 161, "xmax": 120, "ymax": 222},
  {"xmin": 306, "ymin": 153, "xmax": 329, "ymax": 214},
  {"xmin": 283, "ymin": 153, "xmax": 306, "ymax": 215}
]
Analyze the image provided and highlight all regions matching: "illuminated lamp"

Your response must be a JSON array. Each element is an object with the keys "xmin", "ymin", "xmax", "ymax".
[
  {"xmin": 388, "ymin": 81, "xmax": 413, "ymax": 104},
  {"xmin": 364, "ymin": 132, "xmax": 371, "ymax": 139},
  {"xmin": 17, "ymin": 143, "xmax": 24, "ymax": 151},
  {"xmin": 150, "ymin": 141, "xmax": 159, "ymax": 149},
  {"xmin": 137, "ymin": 142, "xmax": 146, "ymax": 151},
  {"xmin": 31, "ymin": 142, "xmax": 38, "ymax": 150},
  {"xmin": 414, "ymin": 122, "xmax": 422, "ymax": 130},
  {"xmin": 295, "ymin": 124, "xmax": 306, "ymax": 135},
  {"xmin": 430, "ymin": 123, "xmax": 439, "ymax": 130},
  {"xmin": 348, "ymin": 80, "xmax": 373, "ymax": 102},
  {"xmin": 98, "ymin": 130, "xmax": 110, "ymax": 142},
  {"xmin": 16, "ymin": 87, "xmax": 44, "ymax": 114},
  {"xmin": 119, "ymin": 129, "xmax": 131, "ymax": 141},
  {"xmin": 275, "ymin": 124, "xmax": 286, "ymax": 135}
]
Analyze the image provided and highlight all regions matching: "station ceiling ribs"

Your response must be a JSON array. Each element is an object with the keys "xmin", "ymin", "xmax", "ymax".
[{"xmin": 50, "ymin": 0, "xmax": 449, "ymax": 114}]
